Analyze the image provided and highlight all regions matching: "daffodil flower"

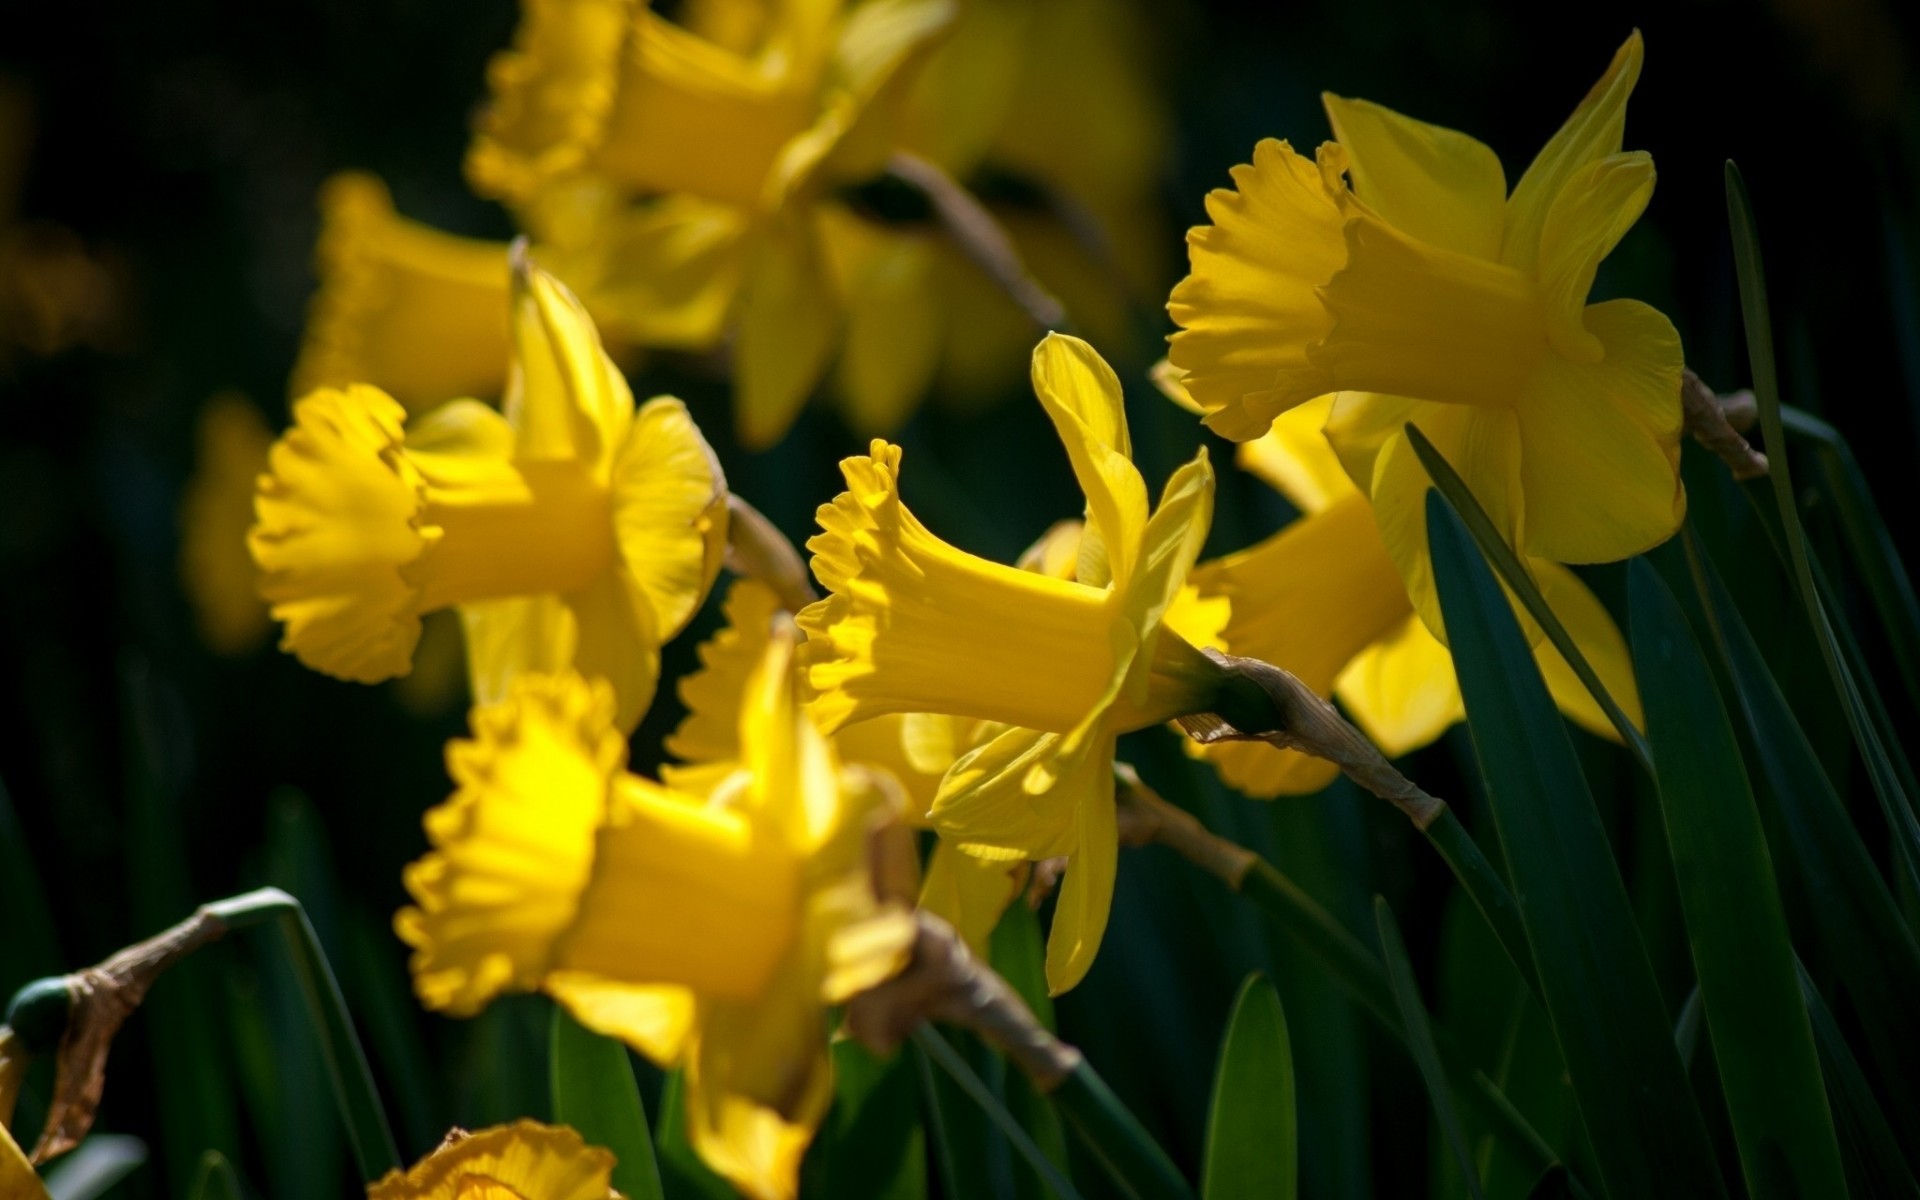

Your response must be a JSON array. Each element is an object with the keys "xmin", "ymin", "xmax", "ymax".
[
  {"xmin": 799, "ymin": 332, "xmax": 1219, "ymax": 993},
  {"xmin": 368, "ymin": 1121, "xmax": 617, "ymax": 1200},
  {"xmin": 250, "ymin": 249, "xmax": 727, "ymax": 732},
  {"xmin": 395, "ymin": 641, "xmax": 915, "ymax": 1200},
  {"xmin": 667, "ymin": 576, "xmax": 1025, "ymax": 956},
  {"xmin": 1, "ymin": 1028, "xmax": 48, "ymax": 1200},
  {"xmin": 180, "ymin": 392, "xmax": 274, "ymax": 656},
  {"xmin": 1156, "ymin": 364, "xmax": 1641, "ymax": 797},
  {"xmin": 1167, "ymin": 33, "xmax": 1683, "ymax": 634},
  {"xmin": 467, "ymin": 0, "xmax": 956, "ymax": 448}
]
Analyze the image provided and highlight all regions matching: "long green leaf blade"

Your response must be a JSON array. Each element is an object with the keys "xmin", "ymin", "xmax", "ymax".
[
  {"xmin": 803, "ymin": 1040, "xmax": 928, "ymax": 1200},
  {"xmin": 550, "ymin": 1007, "xmax": 665, "ymax": 1200},
  {"xmin": 1373, "ymin": 902, "xmax": 1483, "ymax": 1200},
  {"xmin": 1684, "ymin": 531, "xmax": 1920, "ymax": 1120},
  {"xmin": 1426, "ymin": 491, "xmax": 1723, "ymax": 1200},
  {"xmin": 189, "ymin": 1152, "xmax": 245, "ymax": 1200},
  {"xmin": 1628, "ymin": 559, "xmax": 1847, "ymax": 1197},
  {"xmin": 1797, "ymin": 962, "xmax": 1920, "ymax": 1199},
  {"xmin": 1726, "ymin": 161, "xmax": 1920, "ymax": 891},
  {"xmin": 1200, "ymin": 973, "xmax": 1296, "ymax": 1200},
  {"xmin": 654, "ymin": 1069, "xmax": 735, "ymax": 1200}
]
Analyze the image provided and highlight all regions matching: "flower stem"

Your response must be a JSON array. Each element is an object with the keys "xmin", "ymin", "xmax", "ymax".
[
  {"xmin": 202, "ymin": 889, "xmax": 400, "ymax": 1182},
  {"xmin": 1048, "ymin": 1060, "xmax": 1196, "ymax": 1200}
]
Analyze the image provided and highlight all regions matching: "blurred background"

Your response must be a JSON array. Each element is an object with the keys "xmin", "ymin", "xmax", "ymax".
[{"xmin": 2, "ymin": 0, "xmax": 1917, "ymax": 1195}]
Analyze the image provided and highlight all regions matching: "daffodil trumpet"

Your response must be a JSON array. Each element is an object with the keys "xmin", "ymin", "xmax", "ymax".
[{"xmin": 369, "ymin": 1121, "xmax": 616, "ymax": 1200}]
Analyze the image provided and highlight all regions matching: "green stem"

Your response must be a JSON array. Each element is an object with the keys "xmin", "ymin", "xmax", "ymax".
[
  {"xmin": 1421, "ymin": 809, "xmax": 1540, "ymax": 1001},
  {"xmin": 910, "ymin": 1025, "xmax": 1084, "ymax": 1200},
  {"xmin": 1049, "ymin": 1061, "xmax": 1195, "ymax": 1200},
  {"xmin": 205, "ymin": 888, "xmax": 400, "ymax": 1182}
]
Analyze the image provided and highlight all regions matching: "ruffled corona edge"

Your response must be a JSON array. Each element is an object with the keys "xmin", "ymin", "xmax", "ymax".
[
  {"xmin": 794, "ymin": 439, "xmax": 904, "ymax": 731},
  {"xmin": 367, "ymin": 1120, "xmax": 615, "ymax": 1200},
  {"xmin": 396, "ymin": 672, "xmax": 627, "ymax": 1015},
  {"xmin": 249, "ymin": 384, "xmax": 430, "ymax": 684}
]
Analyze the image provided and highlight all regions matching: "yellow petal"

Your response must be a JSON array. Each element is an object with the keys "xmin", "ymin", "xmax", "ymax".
[
  {"xmin": 820, "ymin": 0, "xmax": 959, "ymax": 185},
  {"xmin": 546, "ymin": 974, "xmax": 697, "ymax": 1065},
  {"xmin": 395, "ymin": 673, "xmax": 624, "ymax": 1015},
  {"xmin": 1044, "ymin": 744, "xmax": 1118, "ymax": 995},
  {"xmin": 668, "ymin": 577, "xmax": 783, "ymax": 767},
  {"xmin": 819, "ymin": 879, "xmax": 918, "ymax": 1002},
  {"xmin": 612, "ymin": 395, "xmax": 729, "ymax": 639},
  {"xmin": 1116, "ymin": 451, "xmax": 1218, "ymax": 720},
  {"xmin": 1531, "ymin": 561, "xmax": 1644, "ymax": 741},
  {"xmin": 464, "ymin": 0, "xmax": 634, "ymax": 204},
  {"xmin": 831, "ymin": 713, "xmax": 949, "ymax": 821},
  {"xmin": 930, "ymin": 724, "xmax": 1079, "ymax": 860},
  {"xmin": 740, "ymin": 622, "xmax": 849, "ymax": 856},
  {"xmin": 180, "ymin": 392, "xmax": 274, "ymax": 655},
  {"xmin": 736, "ymin": 219, "xmax": 839, "ymax": 450},
  {"xmin": 1332, "ymin": 613, "xmax": 1464, "ymax": 757},
  {"xmin": 1165, "ymin": 139, "xmax": 1346, "ymax": 440},
  {"xmin": 1148, "ymin": 357, "xmax": 1202, "ymax": 414},
  {"xmin": 1321, "ymin": 94, "xmax": 1506, "ymax": 261},
  {"xmin": 594, "ymin": 10, "xmax": 813, "ymax": 207},
  {"xmin": 1030, "ymin": 332, "xmax": 1147, "ymax": 586},
  {"xmin": 1190, "ymin": 740, "xmax": 1339, "ymax": 800},
  {"xmin": 566, "ymin": 565, "xmax": 663, "ymax": 733},
  {"xmin": 918, "ymin": 839, "xmax": 1026, "ymax": 955},
  {"xmin": 1503, "ymin": 32, "xmax": 1644, "ymax": 274},
  {"xmin": 1538, "ymin": 152, "xmax": 1654, "ymax": 362},
  {"xmin": 460, "ymin": 593, "xmax": 572, "ymax": 710},
  {"xmin": 1014, "ymin": 519, "xmax": 1084, "ymax": 581},
  {"xmin": 1514, "ymin": 298, "xmax": 1684, "ymax": 565},
  {"xmin": 508, "ymin": 250, "xmax": 635, "ymax": 473},
  {"xmin": 826, "ymin": 215, "xmax": 942, "ymax": 435},
  {"xmin": 368, "ymin": 1120, "xmax": 615, "ymax": 1200},
  {"xmin": 1, "ymin": 1077, "xmax": 47, "ymax": 1200},
  {"xmin": 1233, "ymin": 394, "xmax": 1354, "ymax": 514},
  {"xmin": 292, "ymin": 173, "xmax": 511, "ymax": 412},
  {"xmin": 249, "ymin": 385, "xmax": 425, "ymax": 683}
]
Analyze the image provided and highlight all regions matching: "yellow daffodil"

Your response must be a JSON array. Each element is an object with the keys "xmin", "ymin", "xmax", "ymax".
[
  {"xmin": 1167, "ymin": 33, "xmax": 1683, "ymax": 634},
  {"xmin": 250, "ymin": 249, "xmax": 726, "ymax": 731},
  {"xmin": 292, "ymin": 173, "xmax": 514, "ymax": 413},
  {"xmin": 1156, "ymin": 365, "xmax": 1642, "ymax": 798},
  {"xmin": 395, "ymin": 643, "xmax": 915, "ymax": 1200},
  {"xmin": 799, "ymin": 332, "xmax": 1219, "ymax": 993},
  {"xmin": 180, "ymin": 392, "xmax": 274, "ymax": 656},
  {"xmin": 1, "ymin": 1027, "xmax": 48, "ymax": 1200},
  {"xmin": 367, "ymin": 1120, "xmax": 617, "ymax": 1200},
  {"xmin": 467, "ymin": 0, "xmax": 955, "ymax": 448},
  {"xmin": 667, "ymin": 575, "xmax": 1023, "ymax": 955}
]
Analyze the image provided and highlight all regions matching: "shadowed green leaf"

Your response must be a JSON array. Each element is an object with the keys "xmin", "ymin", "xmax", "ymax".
[
  {"xmin": 1629, "ymin": 560, "xmax": 1846, "ymax": 1198},
  {"xmin": 803, "ymin": 1040, "xmax": 927, "ymax": 1200},
  {"xmin": 1200, "ymin": 973, "xmax": 1295, "ymax": 1200},
  {"xmin": 1375, "ymin": 901, "xmax": 1484, "ymax": 1200},
  {"xmin": 550, "ymin": 1007, "xmax": 664, "ymax": 1200},
  {"xmin": 1797, "ymin": 962, "xmax": 1920, "ymax": 1199},
  {"xmin": 1427, "ymin": 491, "xmax": 1723, "ymax": 1200},
  {"xmin": 655, "ymin": 1069, "xmax": 735, "ymax": 1200},
  {"xmin": 990, "ymin": 904, "xmax": 1071, "ymax": 1198},
  {"xmin": 189, "ymin": 1151, "xmax": 245, "ymax": 1200}
]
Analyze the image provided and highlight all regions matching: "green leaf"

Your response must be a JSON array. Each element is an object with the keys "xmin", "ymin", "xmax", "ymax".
[
  {"xmin": 550, "ymin": 1006, "xmax": 665, "ymax": 1200},
  {"xmin": 189, "ymin": 1151, "xmax": 246, "ymax": 1200},
  {"xmin": 1684, "ymin": 531, "xmax": 1920, "ymax": 1120},
  {"xmin": 914, "ymin": 1026, "xmax": 1083, "ymax": 1200},
  {"xmin": 655, "ymin": 1068, "xmax": 736, "ymax": 1200},
  {"xmin": 915, "ymin": 1028, "xmax": 1013, "ymax": 1199},
  {"xmin": 1374, "ymin": 901, "xmax": 1484, "ymax": 1200},
  {"xmin": 1426, "ymin": 491, "xmax": 1724, "ymax": 1200},
  {"xmin": 1200, "ymin": 973, "xmax": 1296, "ymax": 1200},
  {"xmin": 1402, "ymin": 421, "xmax": 1651, "ymax": 774},
  {"xmin": 1629, "ymin": 559, "xmax": 1848, "ymax": 1198},
  {"xmin": 1797, "ymin": 962, "xmax": 1920, "ymax": 1199},
  {"xmin": 1726, "ymin": 160, "xmax": 1920, "ymax": 893},
  {"xmin": 41, "ymin": 1135, "xmax": 148, "ymax": 1200},
  {"xmin": 803, "ymin": 1040, "xmax": 927, "ymax": 1200},
  {"xmin": 990, "ymin": 904, "xmax": 1072, "ymax": 1198},
  {"xmin": 0, "ymin": 775, "xmax": 59, "ymax": 995}
]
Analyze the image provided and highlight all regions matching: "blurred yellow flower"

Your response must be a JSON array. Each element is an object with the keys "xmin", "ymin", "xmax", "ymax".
[
  {"xmin": 667, "ymin": 575, "xmax": 1023, "ymax": 954},
  {"xmin": 397, "ymin": 642, "xmax": 914, "ymax": 1200},
  {"xmin": 1167, "ymin": 33, "xmax": 1683, "ymax": 635},
  {"xmin": 1156, "ymin": 365, "xmax": 1642, "ymax": 798},
  {"xmin": 367, "ymin": 1120, "xmax": 617, "ymax": 1200},
  {"xmin": 1, "ymin": 1027, "xmax": 48, "ymax": 1200},
  {"xmin": 179, "ymin": 392, "xmax": 274, "ymax": 656},
  {"xmin": 467, "ymin": 0, "xmax": 955, "ymax": 448},
  {"xmin": 250, "ymin": 250, "xmax": 726, "ymax": 731},
  {"xmin": 292, "ymin": 173, "xmax": 514, "ymax": 413},
  {"xmin": 800, "ymin": 333, "xmax": 1218, "ymax": 993}
]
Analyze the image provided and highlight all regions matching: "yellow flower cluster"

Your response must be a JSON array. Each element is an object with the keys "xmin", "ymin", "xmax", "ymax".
[{"xmin": 186, "ymin": 15, "xmax": 1688, "ymax": 1198}]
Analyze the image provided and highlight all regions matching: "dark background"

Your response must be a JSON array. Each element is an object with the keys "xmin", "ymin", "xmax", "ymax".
[{"xmin": 2, "ymin": 0, "xmax": 1916, "ymax": 1196}]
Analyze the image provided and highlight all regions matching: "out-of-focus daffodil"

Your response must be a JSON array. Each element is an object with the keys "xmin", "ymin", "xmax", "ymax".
[
  {"xmin": 368, "ymin": 1120, "xmax": 617, "ymax": 1200},
  {"xmin": 1, "ymin": 1027, "xmax": 48, "ymax": 1200},
  {"xmin": 467, "ymin": 0, "xmax": 956, "ymax": 448},
  {"xmin": 292, "ymin": 173, "xmax": 514, "ymax": 413},
  {"xmin": 1156, "ymin": 363, "xmax": 1642, "ymax": 798},
  {"xmin": 397, "ymin": 643, "xmax": 915, "ymax": 1200},
  {"xmin": 250, "ymin": 251, "xmax": 726, "ymax": 731},
  {"xmin": 1167, "ymin": 33, "xmax": 1683, "ymax": 634},
  {"xmin": 667, "ymin": 575, "xmax": 1023, "ymax": 954},
  {"xmin": 180, "ymin": 393, "xmax": 274, "ymax": 656},
  {"xmin": 800, "ymin": 333, "xmax": 1219, "ymax": 993}
]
